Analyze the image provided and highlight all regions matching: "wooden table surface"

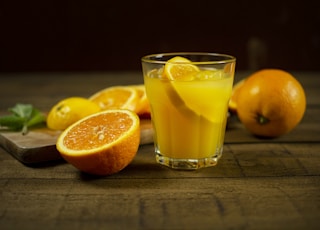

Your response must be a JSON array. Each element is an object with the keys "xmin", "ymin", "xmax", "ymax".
[{"xmin": 1, "ymin": 71, "xmax": 319, "ymax": 230}]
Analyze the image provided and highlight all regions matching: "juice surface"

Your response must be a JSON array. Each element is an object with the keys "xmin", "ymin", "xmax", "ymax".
[{"xmin": 145, "ymin": 69, "xmax": 233, "ymax": 159}]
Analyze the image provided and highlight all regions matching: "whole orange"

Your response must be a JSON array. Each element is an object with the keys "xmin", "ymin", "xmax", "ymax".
[{"xmin": 236, "ymin": 69, "xmax": 306, "ymax": 137}]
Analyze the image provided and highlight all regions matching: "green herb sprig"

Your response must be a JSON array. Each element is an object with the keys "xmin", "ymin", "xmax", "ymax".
[{"xmin": 0, "ymin": 103, "xmax": 46, "ymax": 135}]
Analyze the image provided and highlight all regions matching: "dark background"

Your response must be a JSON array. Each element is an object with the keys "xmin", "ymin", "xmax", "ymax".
[{"xmin": 1, "ymin": 0, "xmax": 319, "ymax": 72}]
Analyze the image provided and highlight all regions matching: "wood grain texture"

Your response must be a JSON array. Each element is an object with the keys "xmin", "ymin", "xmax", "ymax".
[
  {"xmin": 1, "ymin": 143, "xmax": 320, "ymax": 230},
  {"xmin": 0, "ymin": 71, "xmax": 319, "ymax": 230}
]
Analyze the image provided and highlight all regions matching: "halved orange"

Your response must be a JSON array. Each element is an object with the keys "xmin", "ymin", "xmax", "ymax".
[
  {"xmin": 89, "ymin": 86, "xmax": 139, "ymax": 111},
  {"xmin": 56, "ymin": 109, "xmax": 140, "ymax": 176},
  {"xmin": 163, "ymin": 56, "xmax": 200, "ymax": 81}
]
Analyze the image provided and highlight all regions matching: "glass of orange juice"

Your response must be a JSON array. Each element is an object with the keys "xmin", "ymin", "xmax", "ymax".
[{"xmin": 142, "ymin": 53, "xmax": 236, "ymax": 170}]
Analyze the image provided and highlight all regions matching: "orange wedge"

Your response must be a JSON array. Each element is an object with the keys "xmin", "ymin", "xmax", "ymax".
[
  {"xmin": 56, "ymin": 110, "xmax": 140, "ymax": 176},
  {"xmin": 131, "ymin": 84, "xmax": 151, "ymax": 116},
  {"xmin": 89, "ymin": 86, "xmax": 139, "ymax": 111}
]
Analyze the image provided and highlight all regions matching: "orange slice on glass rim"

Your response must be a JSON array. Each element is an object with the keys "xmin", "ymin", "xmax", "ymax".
[{"xmin": 163, "ymin": 56, "xmax": 200, "ymax": 81}]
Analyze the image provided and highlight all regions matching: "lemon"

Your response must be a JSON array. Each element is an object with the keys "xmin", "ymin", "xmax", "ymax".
[{"xmin": 47, "ymin": 97, "xmax": 101, "ymax": 130}]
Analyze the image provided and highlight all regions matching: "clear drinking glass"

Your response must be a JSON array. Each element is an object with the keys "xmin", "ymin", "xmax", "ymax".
[{"xmin": 142, "ymin": 52, "xmax": 236, "ymax": 170}]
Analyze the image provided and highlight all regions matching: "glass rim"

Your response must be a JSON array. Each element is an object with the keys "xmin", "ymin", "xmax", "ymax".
[{"xmin": 141, "ymin": 52, "xmax": 236, "ymax": 64}]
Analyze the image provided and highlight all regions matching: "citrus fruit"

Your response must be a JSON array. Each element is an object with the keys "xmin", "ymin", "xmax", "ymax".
[
  {"xmin": 162, "ymin": 56, "xmax": 233, "ymax": 122},
  {"xmin": 47, "ymin": 97, "xmax": 101, "ymax": 130},
  {"xmin": 89, "ymin": 86, "xmax": 139, "ymax": 111},
  {"xmin": 131, "ymin": 84, "xmax": 150, "ymax": 116},
  {"xmin": 228, "ymin": 78, "xmax": 246, "ymax": 112},
  {"xmin": 56, "ymin": 109, "xmax": 140, "ymax": 176},
  {"xmin": 236, "ymin": 69, "xmax": 306, "ymax": 137},
  {"xmin": 163, "ymin": 56, "xmax": 200, "ymax": 81}
]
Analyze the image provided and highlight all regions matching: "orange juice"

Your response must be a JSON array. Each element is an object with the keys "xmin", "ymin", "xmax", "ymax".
[{"xmin": 142, "ymin": 53, "xmax": 235, "ymax": 169}]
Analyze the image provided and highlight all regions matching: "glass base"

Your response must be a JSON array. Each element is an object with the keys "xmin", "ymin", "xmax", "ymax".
[{"xmin": 155, "ymin": 150, "xmax": 222, "ymax": 170}]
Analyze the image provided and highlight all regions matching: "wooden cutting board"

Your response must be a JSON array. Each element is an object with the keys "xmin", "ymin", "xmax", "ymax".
[{"xmin": 0, "ymin": 119, "xmax": 154, "ymax": 165}]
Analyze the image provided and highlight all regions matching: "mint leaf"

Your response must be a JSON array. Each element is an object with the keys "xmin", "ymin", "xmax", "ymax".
[
  {"xmin": 9, "ymin": 104, "xmax": 33, "ymax": 118},
  {"xmin": 0, "ymin": 103, "xmax": 46, "ymax": 135},
  {"xmin": 0, "ymin": 115, "xmax": 25, "ymax": 130},
  {"xmin": 26, "ymin": 108, "xmax": 46, "ymax": 127}
]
